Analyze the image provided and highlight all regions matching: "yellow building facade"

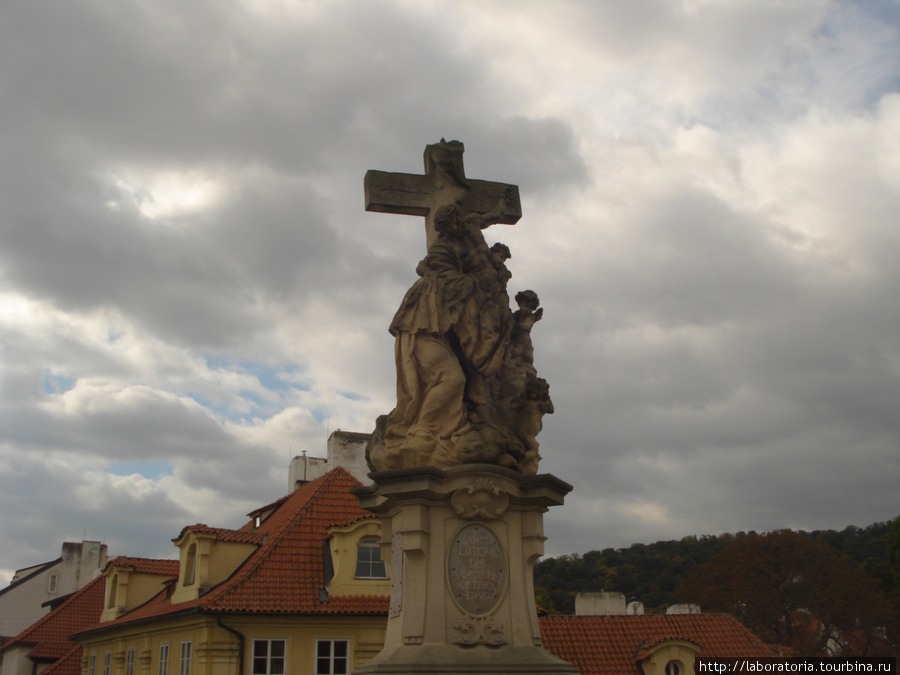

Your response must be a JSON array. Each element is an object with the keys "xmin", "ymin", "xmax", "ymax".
[{"xmin": 75, "ymin": 468, "xmax": 391, "ymax": 675}]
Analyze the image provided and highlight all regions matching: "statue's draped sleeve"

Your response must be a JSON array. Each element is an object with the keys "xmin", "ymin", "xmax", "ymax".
[{"xmin": 389, "ymin": 240, "xmax": 475, "ymax": 337}]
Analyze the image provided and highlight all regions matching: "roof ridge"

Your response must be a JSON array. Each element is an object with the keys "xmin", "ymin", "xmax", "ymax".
[
  {"xmin": 104, "ymin": 557, "xmax": 179, "ymax": 577},
  {"xmin": 172, "ymin": 523, "xmax": 265, "ymax": 545},
  {"xmin": 107, "ymin": 555, "xmax": 174, "ymax": 565}
]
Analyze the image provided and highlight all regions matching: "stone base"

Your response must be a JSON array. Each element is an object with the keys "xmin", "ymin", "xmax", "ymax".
[{"xmin": 353, "ymin": 465, "xmax": 578, "ymax": 675}]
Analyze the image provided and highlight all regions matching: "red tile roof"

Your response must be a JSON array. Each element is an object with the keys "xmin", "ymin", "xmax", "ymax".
[
  {"xmin": 25, "ymin": 640, "xmax": 74, "ymax": 661},
  {"xmin": 104, "ymin": 556, "xmax": 180, "ymax": 576},
  {"xmin": 0, "ymin": 572, "xmax": 109, "ymax": 672},
  {"xmin": 3, "ymin": 574, "xmax": 106, "ymax": 650},
  {"xmin": 172, "ymin": 523, "xmax": 264, "ymax": 545},
  {"xmin": 539, "ymin": 614, "xmax": 777, "ymax": 675},
  {"xmin": 37, "ymin": 644, "xmax": 82, "ymax": 675},
  {"xmin": 78, "ymin": 468, "xmax": 388, "ymax": 636}
]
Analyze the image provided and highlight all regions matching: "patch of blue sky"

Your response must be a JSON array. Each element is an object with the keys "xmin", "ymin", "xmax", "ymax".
[
  {"xmin": 337, "ymin": 390, "xmax": 367, "ymax": 402},
  {"xmin": 311, "ymin": 409, "xmax": 328, "ymax": 424},
  {"xmin": 107, "ymin": 327, "xmax": 126, "ymax": 344},
  {"xmin": 840, "ymin": 0, "xmax": 900, "ymax": 27},
  {"xmin": 108, "ymin": 460, "xmax": 173, "ymax": 480},
  {"xmin": 203, "ymin": 356, "xmax": 310, "ymax": 393},
  {"xmin": 184, "ymin": 392, "xmax": 234, "ymax": 421},
  {"xmin": 237, "ymin": 388, "xmax": 284, "ymax": 415},
  {"xmin": 43, "ymin": 371, "xmax": 76, "ymax": 394},
  {"xmin": 183, "ymin": 391, "xmax": 279, "ymax": 425}
]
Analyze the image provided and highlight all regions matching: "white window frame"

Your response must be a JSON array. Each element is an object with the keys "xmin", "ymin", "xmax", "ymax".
[
  {"xmin": 103, "ymin": 652, "xmax": 111, "ymax": 675},
  {"xmin": 180, "ymin": 640, "xmax": 192, "ymax": 675},
  {"xmin": 126, "ymin": 648, "xmax": 136, "ymax": 675},
  {"xmin": 158, "ymin": 643, "xmax": 170, "ymax": 675},
  {"xmin": 315, "ymin": 639, "xmax": 349, "ymax": 675},
  {"xmin": 88, "ymin": 654, "xmax": 97, "ymax": 675},
  {"xmin": 251, "ymin": 638, "xmax": 286, "ymax": 675},
  {"xmin": 47, "ymin": 574, "xmax": 58, "ymax": 594},
  {"xmin": 354, "ymin": 538, "xmax": 387, "ymax": 579}
]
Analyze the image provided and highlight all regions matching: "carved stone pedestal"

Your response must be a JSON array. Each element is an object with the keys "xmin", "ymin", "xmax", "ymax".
[{"xmin": 353, "ymin": 465, "xmax": 578, "ymax": 675}]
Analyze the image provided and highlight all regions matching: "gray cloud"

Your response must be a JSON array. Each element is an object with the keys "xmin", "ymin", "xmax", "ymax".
[{"xmin": 1, "ymin": 0, "xmax": 898, "ymax": 578}]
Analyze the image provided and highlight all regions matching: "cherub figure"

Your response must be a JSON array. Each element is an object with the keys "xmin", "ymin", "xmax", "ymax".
[
  {"xmin": 490, "ymin": 242, "xmax": 512, "ymax": 285},
  {"xmin": 511, "ymin": 290, "xmax": 542, "ymax": 374}
]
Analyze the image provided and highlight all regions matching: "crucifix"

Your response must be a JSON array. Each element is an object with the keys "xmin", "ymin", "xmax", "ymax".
[{"xmin": 364, "ymin": 138, "xmax": 521, "ymax": 249}]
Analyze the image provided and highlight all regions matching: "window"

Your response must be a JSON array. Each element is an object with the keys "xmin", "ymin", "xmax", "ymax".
[
  {"xmin": 665, "ymin": 661, "xmax": 683, "ymax": 675},
  {"xmin": 88, "ymin": 654, "xmax": 96, "ymax": 675},
  {"xmin": 180, "ymin": 641, "xmax": 192, "ymax": 675},
  {"xmin": 103, "ymin": 653, "xmax": 111, "ymax": 675},
  {"xmin": 315, "ymin": 640, "xmax": 348, "ymax": 675},
  {"xmin": 355, "ymin": 538, "xmax": 387, "ymax": 579},
  {"xmin": 48, "ymin": 574, "xmax": 58, "ymax": 593},
  {"xmin": 126, "ymin": 648, "xmax": 136, "ymax": 675},
  {"xmin": 107, "ymin": 575, "xmax": 118, "ymax": 609},
  {"xmin": 184, "ymin": 544, "xmax": 197, "ymax": 585},
  {"xmin": 159, "ymin": 644, "xmax": 170, "ymax": 675},
  {"xmin": 252, "ymin": 639, "xmax": 285, "ymax": 674}
]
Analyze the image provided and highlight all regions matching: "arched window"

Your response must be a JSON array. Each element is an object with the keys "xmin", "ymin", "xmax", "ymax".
[
  {"xmin": 665, "ymin": 661, "xmax": 683, "ymax": 675},
  {"xmin": 355, "ymin": 538, "xmax": 387, "ymax": 579},
  {"xmin": 184, "ymin": 543, "xmax": 197, "ymax": 586},
  {"xmin": 107, "ymin": 574, "xmax": 118, "ymax": 609}
]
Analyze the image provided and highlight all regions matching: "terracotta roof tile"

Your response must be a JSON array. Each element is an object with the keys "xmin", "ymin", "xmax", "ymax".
[
  {"xmin": 172, "ymin": 524, "xmax": 264, "ymax": 545},
  {"xmin": 38, "ymin": 645, "xmax": 83, "ymax": 675},
  {"xmin": 1, "ymin": 573, "xmax": 108, "ymax": 672},
  {"xmin": 3, "ymin": 574, "xmax": 106, "ymax": 650},
  {"xmin": 104, "ymin": 557, "xmax": 180, "ymax": 577},
  {"xmin": 539, "ymin": 614, "xmax": 776, "ymax": 675},
  {"xmin": 199, "ymin": 469, "xmax": 387, "ymax": 615},
  {"xmin": 80, "ymin": 468, "xmax": 388, "ymax": 635},
  {"xmin": 26, "ymin": 640, "xmax": 74, "ymax": 660}
]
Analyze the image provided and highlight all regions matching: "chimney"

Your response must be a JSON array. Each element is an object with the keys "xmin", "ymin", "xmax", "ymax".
[
  {"xmin": 288, "ymin": 430, "xmax": 373, "ymax": 491},
  {"xmin": 666, "ymin": 603, "xmax": 701, "ymax": 615},
  {"xmin": 575, "ymin": 591, "xmax": 627, "ymax": 616}
]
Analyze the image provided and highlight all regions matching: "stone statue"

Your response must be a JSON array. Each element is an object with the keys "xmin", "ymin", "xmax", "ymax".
[{"xmin": 364, "ymin": 140, "xmax": 552, "ymax": 474}]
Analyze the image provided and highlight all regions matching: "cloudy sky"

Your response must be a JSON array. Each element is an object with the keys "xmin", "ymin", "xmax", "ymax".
[{"xmin": 2, "ymin": 0, "xmax": 899, "ymax": 581}]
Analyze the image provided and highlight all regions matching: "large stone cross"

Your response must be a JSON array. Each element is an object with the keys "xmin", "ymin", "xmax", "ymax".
[{"xmin": 364, "ymin": 139, "xmax": 521, "ymax": 249}]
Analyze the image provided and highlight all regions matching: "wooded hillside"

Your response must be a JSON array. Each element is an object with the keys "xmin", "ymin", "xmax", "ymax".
[
  {"xmin": 534, "ymin": 518, "xmax": 900, "ymax": 656},
  {"xmin": 534, "ymin": 519, "xmax": 892, "ymax": 614}
]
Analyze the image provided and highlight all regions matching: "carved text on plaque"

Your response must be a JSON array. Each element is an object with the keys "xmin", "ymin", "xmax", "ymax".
[{"xmin": 448, "ymin": 524, "xmax": 506, "ymax": 615}]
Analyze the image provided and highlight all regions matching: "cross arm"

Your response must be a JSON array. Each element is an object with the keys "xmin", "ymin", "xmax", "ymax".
[{"xmin": 364, "ymin": 170, "xmax": 522, "ymax": 225}]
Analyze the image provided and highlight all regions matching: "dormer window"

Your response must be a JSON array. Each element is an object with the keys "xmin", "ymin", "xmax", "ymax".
[
  {"xmin": 355, "ymin": 538, "xmax": 387, "ymax": 579},
  {"xmin": 666, "ymin": 661, "xmax": 683, "ymax": 675}
]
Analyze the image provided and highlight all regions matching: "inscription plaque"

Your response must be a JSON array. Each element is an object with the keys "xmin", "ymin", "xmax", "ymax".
[{"xmin": 448, "ymin": 524, "xmax": 506, "ymax": 615}]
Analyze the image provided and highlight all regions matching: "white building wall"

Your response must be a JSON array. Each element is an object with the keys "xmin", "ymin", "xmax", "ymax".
[
  {"xmin": 575, "ymin": 591, "xmax": 628, "ymax": 616},
  {"xmin": 0, "ymin": 541, "xmax": 107, "ymax": 638},
  {"xmin": 0, "ymin": 646, "xmax": 31, "ymax": 675},
  {"xmin": 288, "ymin": 430, "xmax": 372, "ymax": 492}
]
